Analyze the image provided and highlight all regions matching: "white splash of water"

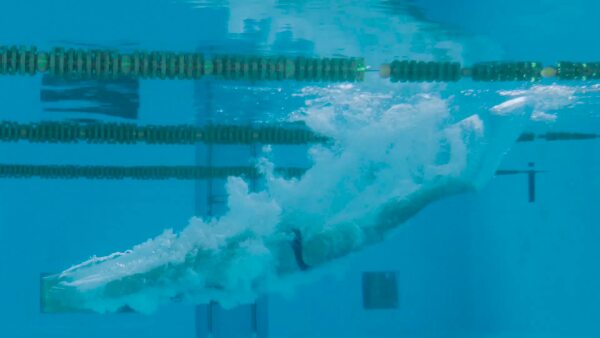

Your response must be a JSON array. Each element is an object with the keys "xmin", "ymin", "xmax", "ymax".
[
  {"xmin": 44, "ymin": 82, "xmax": 579, "ymax": 314},
  {"xmin": 498, "ymin": 85, "xmax": 576, "ymax": 122}
]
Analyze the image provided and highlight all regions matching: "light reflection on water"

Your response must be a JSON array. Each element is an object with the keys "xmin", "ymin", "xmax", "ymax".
[{"xmin": 184, "ymin": 0, "xmax": 467, "ymax": 62}]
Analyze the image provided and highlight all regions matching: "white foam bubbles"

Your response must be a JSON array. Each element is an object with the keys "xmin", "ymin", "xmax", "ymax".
[{"xmin": 50, "ymin": 82, "xmax": 581, "ymax": 313}]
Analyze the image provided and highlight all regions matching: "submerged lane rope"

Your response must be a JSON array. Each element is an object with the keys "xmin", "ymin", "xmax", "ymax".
[
  {"xmin": 0, "ymin": 121, "xmax": 328, "ymax": 145},
  {"xmin": 0, "ymin": 163, "xmax": 573, "ymax": 181},
  {"xmin": 0, "ymin": 46, "xmax": 365, "ymax": 82},
  {"xmin": 1, "ymin": 120, "xmax": 596, "ymax": 145},
  {"xmin": 2, "ymin": 45, "xmax": 599, "ymax": 83},
  {"xmin": 0, "ymin": 164, "xmax": 307, "ymax": 180}
]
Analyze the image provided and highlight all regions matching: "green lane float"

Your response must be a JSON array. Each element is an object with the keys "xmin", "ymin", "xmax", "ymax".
[
  {"xmin": 538, "ymin": 132, "xmax": 598, "ymax": 141},
  {"xmin": 556, "ymin": 62, "xmax": 600, "ymax": 80},
  {"xmin": 0, "ymin": 163, "xmax": 552, "ymax": 181},
  {"xmin": 381, "ymin": 61, "xmax": 599, "ymax": 83},
  {"xmin": 385, "ymin": 60, "xmax": 461, "ymax": 83},
  {"xmin": 0, "ymin": 121, "xmax": 328, "ymax": 145},
  {"xmin": 2, "ymin": 120, "xmax": 597, "ymax": 145},
  {"xmin": 2, "ymin": 44, "xmax": 600, "ymax": 83},
  {"xmin": 517, "ymin": 132, "xmax": 536, "ymax": 142},
  {"xmin": 0, "ymin": 45, "xmax": 365, "ymax": 82},
  {"xmin": 517, "ymin": 131, "xmax": 599, "ymax": 142},
  {"xmin": 468, "ymin": 62, "xmax": 544, "ymax": 82},
  {"xmin": 495, "ymin": 169, "xmax": 545, "ymax": 176},
  {"xmin": 0, "ymin": 164, "xmax": 307, "ymax": 180},
  {"xmin": 0, "ymin": 46, "xmax": 600, "ymax": 82}
]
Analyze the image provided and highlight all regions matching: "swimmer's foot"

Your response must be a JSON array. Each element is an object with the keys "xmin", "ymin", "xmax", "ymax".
[{"xmin": 444, "ymin": 98, "xmax": 532, "ymax": 190}]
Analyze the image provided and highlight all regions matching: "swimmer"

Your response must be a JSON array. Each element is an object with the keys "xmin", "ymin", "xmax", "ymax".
[{"xmin": 41, "ymin": 95, "xmax": 531, "ymax": 314}]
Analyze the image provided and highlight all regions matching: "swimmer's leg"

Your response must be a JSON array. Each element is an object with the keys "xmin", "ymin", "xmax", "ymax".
[
  {"xmin": 301, "ymin": 102, "xmax": 532, "ymax": 268},
  {"xmin": 300, "ymin": 178, "xmax": 470, "ymax": 267}
]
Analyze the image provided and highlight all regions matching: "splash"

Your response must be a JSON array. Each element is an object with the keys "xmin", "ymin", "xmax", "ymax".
[{"xmin": 41, "ymin": 83, "xmax": 576, "ymax": 314}]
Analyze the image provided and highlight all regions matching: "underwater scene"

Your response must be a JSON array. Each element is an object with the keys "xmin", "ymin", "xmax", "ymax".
[{"xmin": 1, "ymin": 0, "xmax": 600, "ymax": 337}]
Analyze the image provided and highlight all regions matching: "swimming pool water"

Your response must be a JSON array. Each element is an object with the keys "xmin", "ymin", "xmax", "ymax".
[{"xmin": 1, "ymin": 1, "xmax": 600, "ymax": 337}]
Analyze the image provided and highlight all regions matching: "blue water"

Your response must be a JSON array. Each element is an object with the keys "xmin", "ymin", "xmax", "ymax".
[{"xmin": 1, "ymin": 1, "xmax": 600, "ymax": 337}]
